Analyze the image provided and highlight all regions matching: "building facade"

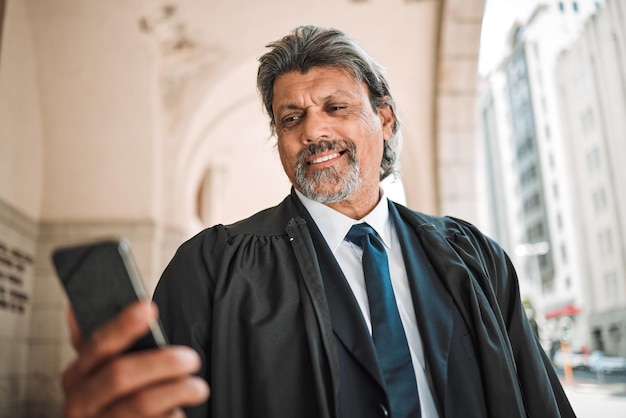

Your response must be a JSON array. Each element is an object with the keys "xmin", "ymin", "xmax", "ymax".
[
  {"xmin": 479, "ymin": 0, "xmax": 626, "ymax": 357},
  {"xmin": 555, "ymin": 0, "xmax": 626, "ymax": 357}
]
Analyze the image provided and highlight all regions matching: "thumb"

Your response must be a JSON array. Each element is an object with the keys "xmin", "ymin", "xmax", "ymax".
[{"xmin": 67, "ymin": 306, "xmax": 86, "ymax": 352}]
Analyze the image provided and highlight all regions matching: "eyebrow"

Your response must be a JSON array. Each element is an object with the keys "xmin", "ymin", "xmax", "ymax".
[
  {"xmin": 275, "ymin": 103, "xmax": 302, "ymax": 114},
  {"xmin": 274, "ymin": 90, "xmax": 355, "ymax": 114}
]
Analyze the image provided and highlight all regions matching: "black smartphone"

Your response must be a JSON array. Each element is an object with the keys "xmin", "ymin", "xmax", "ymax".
[{"xmin": 51, "ymin": 238, "xmax": 168, "ymax": 351}]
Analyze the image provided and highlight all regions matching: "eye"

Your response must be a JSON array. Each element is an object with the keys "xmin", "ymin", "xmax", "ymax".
[
  {"xmin": 327, "ymin": 104, "xmax": 347, "ymax": 112},
  {"xmin": 279, "ymin": 113, "xmax": 302, "ymax": 128}
]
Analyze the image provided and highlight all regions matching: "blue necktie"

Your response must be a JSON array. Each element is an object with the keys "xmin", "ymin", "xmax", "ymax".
[{"xmin": 346, "ymin": 223, "xmax": 421, "ymax": 418}]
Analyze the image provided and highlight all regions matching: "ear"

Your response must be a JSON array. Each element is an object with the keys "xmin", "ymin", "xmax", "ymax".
[{"xmin": 378, "ymin": 98, "xmax": 395, "ymax": 141}]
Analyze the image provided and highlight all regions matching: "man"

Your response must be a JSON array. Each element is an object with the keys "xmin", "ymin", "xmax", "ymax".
[{"xmin": 62, "ymin": 26, "xmax": 576, "ymax": 418}]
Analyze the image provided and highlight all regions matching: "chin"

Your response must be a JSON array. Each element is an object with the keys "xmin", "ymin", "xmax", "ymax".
[
  {"xmin": 295, "ymin": 162, "xmax": 361, "ymax": 203},
  {"xmin": 300, "ymin": 183, "xmax": 357, "ymax": 203}
]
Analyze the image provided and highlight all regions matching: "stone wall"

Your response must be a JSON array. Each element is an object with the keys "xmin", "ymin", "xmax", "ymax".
[
  {"xmin": 24, "ymin": 220, "xmax": 162, "ymax": 417},
  {"xmin": 0, "ymin": 196, "xmax": 186, "ymax": 417},
  {"xmin": 0, "ymin": 199, "xmax": 38, "ymax": 417}
]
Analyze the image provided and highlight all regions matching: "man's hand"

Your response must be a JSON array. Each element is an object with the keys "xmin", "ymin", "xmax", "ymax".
[{"xmin": 62, "ymin": 301, "xmax": 210, "ymax": 418}]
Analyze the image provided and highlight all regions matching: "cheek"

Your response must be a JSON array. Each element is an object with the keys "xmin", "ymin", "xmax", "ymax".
[
  {"xmin": 277, "ymin": 140, "xmax": 297, "ymax": 174},
  {"xmin": 354, "ymin": 108, "xmax": 383, "ymax": 132},
  {"xmin": 359, "ymin": 134, "xmax": 385, "ymax": 174}
]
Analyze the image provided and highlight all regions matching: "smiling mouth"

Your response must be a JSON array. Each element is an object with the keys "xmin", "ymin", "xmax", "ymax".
[{"xmin": 308, "ymin": 151, "xmax": 345, "ymax": 165}]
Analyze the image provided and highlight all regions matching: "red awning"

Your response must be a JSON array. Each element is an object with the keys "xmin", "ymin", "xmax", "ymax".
[{"xmin": 544, "ymin": 305, "xmax": 582, "ymax": 319}]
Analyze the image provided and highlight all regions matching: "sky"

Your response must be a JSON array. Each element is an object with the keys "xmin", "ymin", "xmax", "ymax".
[{"xmin": 478, "ymin": 0, "xmax": 540, "ymax": 75}]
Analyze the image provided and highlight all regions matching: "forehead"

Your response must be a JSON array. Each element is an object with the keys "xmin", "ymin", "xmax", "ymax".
[{"xmin": 272, "ymin": 67, "xmax": 369, "ymax": 105}]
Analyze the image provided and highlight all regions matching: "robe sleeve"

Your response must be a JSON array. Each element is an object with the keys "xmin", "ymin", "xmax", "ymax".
[
  {"xmin": 152, "ymin": 226, "xmax": 227, "ymax": 418},
  {"xmin": 458, "ymin": 221, "xmax": 576, "ymax": 417}
]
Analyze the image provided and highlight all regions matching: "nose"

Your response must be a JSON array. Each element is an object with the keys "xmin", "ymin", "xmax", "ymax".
[{"xmin": 301, "ymin": 109, "xmax": 331, "ymax": 144}]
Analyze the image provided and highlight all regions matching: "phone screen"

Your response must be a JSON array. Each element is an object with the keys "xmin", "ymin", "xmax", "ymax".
[{"xmin": 52, "ymin": 239, "xmax": 167, "ymax": 351}]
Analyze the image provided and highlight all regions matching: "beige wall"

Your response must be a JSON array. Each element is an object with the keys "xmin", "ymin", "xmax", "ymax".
[
  {"xmin": 30, "ymin": 1, "xmax": 160, "ymax": 223},
  {"xmin": 0, "ymin": 1, "xmax": 42, "ymax": 416},
  {"xmin": 0, "ymin": 0, "xmax": 43, "ymax": 220}
]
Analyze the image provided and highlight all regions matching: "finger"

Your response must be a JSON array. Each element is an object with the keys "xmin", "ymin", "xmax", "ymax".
[
  {"xmin": 154, "ymin": 408, "xmax": 186, "ymax": 418},
  {"xmin": 165, "ymin": 408, "xmax": 187, "ymax": 418},
  {"xmin": 61, "ymin": 357, "xmax": 81, "ymax": 395},
  {"xmin": 67, "ymin": 346, "xmax": 203, "ymax": 418},
  {"xmin": 76, "ymin": 300, "xmax": 157, "ymax": 376},
  {"xmin": 101, "ymin": 377, "xmax": 209, "ymax": 418},
  {"xmin": 61, "ymin": 306, "xmax": 92, "ymax": 399},
  {"xmin": 152, "ymin": 408, "xmax": 187, "ymax": 418},
  {"xmin": 145, "ymin": 407, "xmax": 187, "ymax": 418},
  {"xmin": 67, "ymin": 306, "xmax": 86, "ymax": 352}
]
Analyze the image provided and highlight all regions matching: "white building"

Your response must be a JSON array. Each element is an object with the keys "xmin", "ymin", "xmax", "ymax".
[
  {"xmin": 555, "ymin": 0, "xmax": 626, "ymax": 356},
  {"xmin": 478, "ymin": 0, "xmax": 605, "ymax": 352}
]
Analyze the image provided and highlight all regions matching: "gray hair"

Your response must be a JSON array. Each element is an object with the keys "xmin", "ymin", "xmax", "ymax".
[{"xmin": 257, "ymin": 25, "xmax": 402, "ymax": 180}]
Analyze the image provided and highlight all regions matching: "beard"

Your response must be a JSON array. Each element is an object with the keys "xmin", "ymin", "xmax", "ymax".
[{"xmin": 294, "ymin": 139, "xmax": 361, "ymax": 203}]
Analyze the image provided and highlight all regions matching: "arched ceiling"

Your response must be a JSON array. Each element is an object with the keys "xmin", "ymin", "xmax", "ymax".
[
  {"xmin": 5, "ymin": 0, "xmax": 483, "ymax": 238},
  {"xmin": 163, "ymin": 0, "xmax": 485, "ymax": 232}
]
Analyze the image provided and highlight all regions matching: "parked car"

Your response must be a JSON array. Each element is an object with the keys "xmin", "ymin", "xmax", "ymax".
[
  {"xmin": 588, "ymin": 351, "xmax": 626, "ymax": 373},
  {"xmin": 552, "ymin": 349, "xmax": 589, "ymax": 370}
]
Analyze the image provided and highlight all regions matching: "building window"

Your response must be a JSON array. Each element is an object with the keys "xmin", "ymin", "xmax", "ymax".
[
  {"xmin": 608, "ymin": 325, "xmax": 622, "ymax": 355},
  {"xmin": 586, "ymin": 146, "xmax": 602, "ymax": 173},
  {"xmin": 559, "ymin": 2, "xmax": 565, "ymax": 12},
  {"xmin": 592, "ymin": 187, "xmax": 608, "ymax": 213},
  {"xmin": 516, "ymin": 137, "xmax": 534, "ymax": 161},
  {"xmin": 539, "ymin": 253, "xmax": 550, "ymax": 271},
  {"xmin": 604, "ymin": 271, "xmax": 618, "ymax": 306},
  {"xmin": 526, "ymin": 221, "xmax": 546, "ymax": 242},
  {"xmin": 572, "ymin": 2, "xmax": 579, "ymax": 12},
  {"xmin": 581, "ymin": 108, "xmax": 595, "ymax": 135},
  {"xmin": 593, "ymin": 328, "xmax": 604, "ymax": 352},
  {"xmin": 599, "ymin": 229, "xmax": 614, "ymax": 255},
  {"xmin": 520, "ymin": 165, "xmax": 538, "ymax": 187},
  {"xmin": 561, "ymin": 243, "xmax": 568, "ymax": 262},
  {"xmin": 523, "ymin": 193, "xmax": 542, "ymax": 215}
]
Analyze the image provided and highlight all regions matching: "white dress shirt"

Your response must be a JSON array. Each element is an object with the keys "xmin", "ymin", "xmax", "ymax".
[{"xmin": 295, "ymin": 189, "xmax": 440, "ymax": 418}]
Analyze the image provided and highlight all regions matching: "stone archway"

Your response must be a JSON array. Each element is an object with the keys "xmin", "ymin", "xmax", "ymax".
[
  {"xmin": 166, "ymin": 57, "xmax": 290, "ymax": 236},
  {"xmin": 164, "ymin": 0, "xmax": 487, "ymax": 237},
  {"xmin": 395, "ymin": 0, "xmax": 485, "ymax": 220},
  {"xmin": 434, "ymin": 0, "xmax": 486, "ymax": 222}
]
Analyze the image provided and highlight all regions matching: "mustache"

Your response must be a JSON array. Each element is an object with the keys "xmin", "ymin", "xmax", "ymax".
[{"xmin": 296, "ymin": 139, "xmax": 356, "ymax": 164}]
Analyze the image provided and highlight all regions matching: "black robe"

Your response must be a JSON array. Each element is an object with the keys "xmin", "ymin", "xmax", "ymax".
[{"xmin": 153, "ymin": 191, "xmax": 576, "ymax": 418}]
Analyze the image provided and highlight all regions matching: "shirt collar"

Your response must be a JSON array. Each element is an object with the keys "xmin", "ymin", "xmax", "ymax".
[{"xmin": 294, "ymin": 188, "xmax": 392, "ymax": 253}]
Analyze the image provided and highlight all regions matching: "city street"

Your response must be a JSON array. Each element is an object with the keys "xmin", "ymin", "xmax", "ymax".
[
  {"xmin": 557, "ymin": 369, "xmax": 626, "ymax": 417},
  {"xmin": 564, "ymin": 382, "xmax": 626, "ymax": 417}
]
